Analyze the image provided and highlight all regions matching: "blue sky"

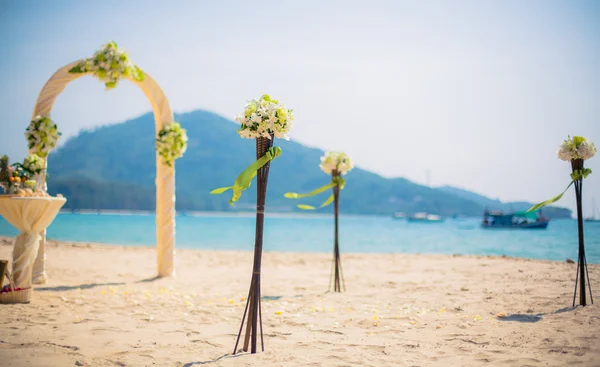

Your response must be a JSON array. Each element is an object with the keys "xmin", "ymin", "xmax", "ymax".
[{"xmin": 1, "ymin": 0, "xmax": 599, "ymax": 215}]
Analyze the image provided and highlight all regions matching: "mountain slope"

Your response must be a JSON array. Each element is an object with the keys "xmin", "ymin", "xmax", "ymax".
[
  {"xmin": 437, "ymin": 185, "xmax": 570, "ymax": 218},
  {"xmin": 46, "ymin": 110, "xmax": 571, "ymax": 217}
]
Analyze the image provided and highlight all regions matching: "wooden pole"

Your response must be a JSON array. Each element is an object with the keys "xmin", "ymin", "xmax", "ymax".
[
  {"xmin": 233, "ymin": 136, "xmax": 273, "ymax": 354},
  {"xmin": 330, "ymin": 171, "xmax": 345, "ymax": 292},
  {"xmin": 571, "ymin": 158, "xmax": 593, "ymax": 307}
]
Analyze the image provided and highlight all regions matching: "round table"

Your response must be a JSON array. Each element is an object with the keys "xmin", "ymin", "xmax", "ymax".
[{"xmin": 0, "ymin": 196, "xmax": 66, "ymax": 290}]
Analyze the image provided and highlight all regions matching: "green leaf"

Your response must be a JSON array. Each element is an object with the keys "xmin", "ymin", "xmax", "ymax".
[
  {"xmin": 69, "ymin": 65, "xmax": 84, "ymax": 73},
  {"xmin": 210, "ymin": 186, "xmax": 232, "ymax": 194},
  {"xmin": 297, "ymin": 204, "xmax": 316, "ymax": 210},
  {"xmin": 284, "ymin": 182, "xmax": 335, "ymax": 199},
  {"xmin": 210, "ymin": 146, "xmax": 282, "ymax": 203},
  {"xmin": 133, "ymin": 66, "xmax": 145, "ymax": 81},
  {"xmin": 319, "ymin": 194, "xmax": 335, "ymax": 208},
  {"xmin": 526, "ymin": 181, "xmax": 574, "ymax": 212}
]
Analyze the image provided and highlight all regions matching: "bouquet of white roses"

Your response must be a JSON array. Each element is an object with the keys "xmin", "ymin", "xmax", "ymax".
[
  {"xmin": 320, "ymin": 152, "xmax": 354, "ymax": 175},
  {"xmin": 235, "ymin": 94, "xmax": 294, "ymax": 140},
  {"xmin": 25, "ymin": 116, "xmax": 61, "ymax": 157},
  {"xmin": 557, "ymin": 136, "xmax": 596, "ymax": 161},
  {"xmin": 156, "ymin": 122, "xmax": 188, "ymax": 167},
  {"xmin": 69, "ymin": 41, "xmax": 144, "ymax": 89}
]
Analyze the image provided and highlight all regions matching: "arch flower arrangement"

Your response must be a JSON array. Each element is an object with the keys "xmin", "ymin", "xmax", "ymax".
[
  {"xmin": 528, "ymin": 135, "xmax": 596, "ymax": 306},
  {"xmin": 26, "ymin": 41, "xmax": 182, "ymax": 283},
  {"xmin": 24, "ymin": 115, "xmax": 61, "ymax": 192},
  {"xmin": 68, "ymin": 41, "xmax": 144, "ymax": 89},
  {"xmin": 211, "ymin": 94, "xmax": 294, "ymax": 354},
  {"xmin": 25, "ymin": 116, "xmax": 61, "ymax": 158},
  {"xmin": 156, "ymin": 123, "xmax": 188, "ymax": 167},
  {"xmin": 285, "ymin": 152, "xmax": 354, "ymax": 292}
]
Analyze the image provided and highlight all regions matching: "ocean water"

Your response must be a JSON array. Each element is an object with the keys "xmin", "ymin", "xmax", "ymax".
[{"xmin": 0, "ymin": 213, "xmax": 599, "ymax": 263}]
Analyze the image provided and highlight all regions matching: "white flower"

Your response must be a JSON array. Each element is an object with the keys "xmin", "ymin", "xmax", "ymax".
[
  {"xmin": 320, "ymin": 152, "xmax": 353, "ymax": 175},
  {"xmin": 25, "ymin": 116, "xmax": 61, "ymax": 157},
  {"xmin": 156, "ymin": 122, "xmax": 187, "ymax": 167},
  {"xmin": 237, "ymin": 94, "xmax": 294, "ymax": 140},
  {"xmin": 557, "ymin": 136, "xmax": 596, "ymax": 161},
  {"xmin": 22, "ymin": 154, "xmax": 45, "ymax": 174},
  {"xmin": 577, "ymin": 141, "xmax": 596, "ymax": 160},
  {"xmin": 72, "ymin": 41, "xmax": 143, "ymax": 89}
]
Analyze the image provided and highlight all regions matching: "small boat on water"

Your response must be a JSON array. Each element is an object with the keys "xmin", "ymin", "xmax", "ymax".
[
  {"xmin": 584, "ymin": 198, "xmax": 600, "ymax": 223},
  {"xmin": 481, "ymin": 210, "xmax": 549, "ymax": 229},
  {"xmin": 406, "ymin": 212, "xmax": 445, "ymax": 223}
]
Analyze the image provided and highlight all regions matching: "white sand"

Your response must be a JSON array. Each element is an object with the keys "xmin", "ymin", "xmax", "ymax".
[{"xmin": 0, "ymin": 236, "xmax": 599, "ymax": 366}]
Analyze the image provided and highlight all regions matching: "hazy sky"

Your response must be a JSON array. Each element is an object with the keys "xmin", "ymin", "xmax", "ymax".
[{"xmin": 1, "ymin": 0, "xmax": 599, "ymax": 215}]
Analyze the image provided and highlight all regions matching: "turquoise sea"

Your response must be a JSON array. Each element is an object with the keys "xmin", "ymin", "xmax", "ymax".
[{"xmin": 0, "ymin": 213, "xmax": 599, "ymax": 263}]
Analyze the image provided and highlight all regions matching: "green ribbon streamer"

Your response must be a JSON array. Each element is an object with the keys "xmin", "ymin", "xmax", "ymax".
[
  {"xmin": 210, "ymin": 146, "xmax": 282, "ymax": 204},
  {"xmin": 284, "ymin": 176, "xmax": 345, "ymax": 210},
  {"xmin": 527, "ymin": 168, "xmax": 592, "ymax": 212}
]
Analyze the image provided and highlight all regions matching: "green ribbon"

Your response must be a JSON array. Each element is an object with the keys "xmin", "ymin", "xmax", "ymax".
[
  {"xmin": 210, "ymin": 146, "xmax": 282, "ymax": 204},
  {"xmin": 527, "ymin": 168, "xmax": 592, "ymax": 212},
  {"xmin": 284, "ymin": 176, "xmax": 345, "ymax": 210}
]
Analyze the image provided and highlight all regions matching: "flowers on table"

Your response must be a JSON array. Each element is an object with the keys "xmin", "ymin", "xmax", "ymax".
[
  {"xmin": 25, "ymin": 116, "xmax": 61, "ymax": 157},
  {"xmin": 69, "ymin": 41, "xmax": 144, "ymax": 89},
  {"xmin": 156, "ymin": 122, "xmax": 188, "ymax": 167},
  {"xmin": 235, "ymin": 94, "xmax": 294, "ymax": 140},
  {"xmin": 285, "ymin": 151, "xmax": 353, "ymax": 210},
  {"xmin": 0, "ymin": 154, "xmax": 44, "ymax": 194}
]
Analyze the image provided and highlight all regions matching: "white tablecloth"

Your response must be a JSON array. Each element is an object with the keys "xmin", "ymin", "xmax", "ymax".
[{"xmin": 0, "ymin": 196, "xmax": 66, "ymax": 288}]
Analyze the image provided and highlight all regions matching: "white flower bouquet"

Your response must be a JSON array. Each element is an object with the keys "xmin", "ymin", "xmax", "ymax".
[
  {"xmin": 285, "ymin": 152, "xmax": 353, "ymax": 210},
  {"xmin": 25, "ymin": 116, "xmax": 61, "ymax": 157},
  {"xmin": 235, "ymin": 94, "xmax": 294, "ymax": 140},
  {"xmin": 529, "ymin": 135, "xmax": 595, "ymax": 212},
  {"xmin": 320, "ymin": 152, "xmax": 354, "ymax": 175},
  {"xmin": 557, "ymin": 136, "xmax": 597, "ymax": 161},
  {"xmin": 156, "ymin": 122, "xmax": 188, "ymax": 167},
  {"xmin": 69, "ymin": 41, "xmax": 144, "ymax": 89},
  {"xmin": 22, "ymin": 154, "xmax": 45, "ymax": 175}
]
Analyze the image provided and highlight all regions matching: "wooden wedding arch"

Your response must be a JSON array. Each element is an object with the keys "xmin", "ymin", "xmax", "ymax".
[{"xmin": 31, "ymin": 60, "xmax": 176, "ymax": 283}]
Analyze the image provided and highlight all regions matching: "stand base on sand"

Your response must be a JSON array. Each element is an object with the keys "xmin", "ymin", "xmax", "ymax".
[
  {"xmin": 328, "ymin": 247, "xmax": 346, "ymax": 293},
  {"xmin": 572, "ymin": 253, "xmax": 594, "ymax": 307},
  {"xmin": 233, "ymin": 274, "xmax": 264, "ymax": 354}
]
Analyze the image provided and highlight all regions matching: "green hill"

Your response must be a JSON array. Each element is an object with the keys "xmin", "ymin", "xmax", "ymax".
[{"xmin": 45, "ymin": 110, "xmax": 571, "ymax": 218}]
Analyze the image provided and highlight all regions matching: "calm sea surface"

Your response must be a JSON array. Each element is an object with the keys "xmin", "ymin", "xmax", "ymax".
[{"xmin": 0, "ymin": 213, "xmax": 598, "ymax": 263}]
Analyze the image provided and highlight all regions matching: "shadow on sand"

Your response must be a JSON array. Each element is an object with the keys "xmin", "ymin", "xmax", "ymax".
[
  {"xmin": 35, "ymin": 282, "xmax": 126, "ymax": 292},
  {"xmin": 497, "ymin": 306, "xmax": 578, "ymax": 323},
  {"xmin": 184, "ymin": 353, "xmax": 244, "ymax": 366},
  {"xmin": 34, "ymin": 274, "xmax": 167, "ymax": 292}
]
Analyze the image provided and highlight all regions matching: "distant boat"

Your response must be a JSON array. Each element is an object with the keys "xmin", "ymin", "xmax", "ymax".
[
  {"xmin": 584, "ymin": 198, "xmax": 600, "ymax": 223},
  {"xmin": 481, "ymin": 210, "xmax": 549, "ymax": 229},
  {"xmin": 407, "ymin": 212, "xmax": 445, "ymax": 223},
  {"xmin": 392, "ymin": 212, "xmax": 406, "ymax": 220}
]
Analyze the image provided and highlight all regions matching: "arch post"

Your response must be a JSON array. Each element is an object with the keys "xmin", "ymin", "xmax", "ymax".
[{"xmin": 29, "ymin": 60, "xmax": 176, "ymax": 282}]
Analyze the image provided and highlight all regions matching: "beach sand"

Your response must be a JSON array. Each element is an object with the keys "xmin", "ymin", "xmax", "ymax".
[{"xmin": 0, "ymin": 236, "xmax": 599, "ymax": 367}]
